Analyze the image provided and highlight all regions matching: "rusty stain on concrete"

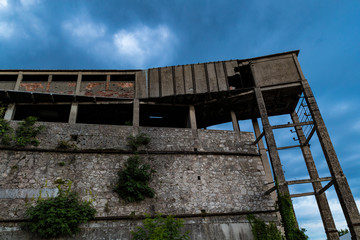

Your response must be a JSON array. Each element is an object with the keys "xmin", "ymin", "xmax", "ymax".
[
  {"xmin": 46, "ymin": 82, "xmax": 51, "ymax": 92},
  {"xmin": 114, "ymin": 82, "xmax": 133, "ymax": 88},
  {"xmin": 85, "ymin": 82, "xmax": 104, "ymax": 90},
  {"xmin": 20, "ymin": 83, "xmax": 44, "ymax": 91}
]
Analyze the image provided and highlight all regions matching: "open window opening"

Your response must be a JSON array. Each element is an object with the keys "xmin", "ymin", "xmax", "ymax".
[
  {"xmin": 206, "ymin": 122, "xmax": 234, "ymax": 131},
  {"xmin": 228, "ymin": 65, "xmax": 254, "ymax": 89},
  {"xmin": 22, "ymin": 75, "xmax": 49, "ymax": 81},
  {"xmin": 195, "ymin": 103, "xmax": 232, "ymax": 129},
  {"xmin": 110, "ymin": 74, "xmax": 135, "ymax": 82},
  {"xmin": 81, "ymin": 75, "xmax": 107, "ymax": 81},
  {"xmin": 0, "ymin": 75, "xmax": 17, "ymax": 90},
  {"xmin": 52, "ymin": 75, "xmax": 77, "ymax": 81},
  {"xmin": 140, "ymin": 104, "xmax": 188, "ymax": 128},
  {"xmin": 14, "ymin": 104, "xmax": 71, "ymax": 122},
  {"xmin": 76, "ymin": 104, "xmax": 133, "ymax": 125}
]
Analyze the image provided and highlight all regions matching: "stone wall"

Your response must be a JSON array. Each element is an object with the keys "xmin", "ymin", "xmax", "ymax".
[
  {"xmin": 5, "ymin": 122, "xmax": 257, "ymax": 154},
  {"xmin": 0, "ymin": 122, "xmax": 277, "ymax": 239},
  {"xmin": 1, "ymin": 214, "xmax": 281, "ymax": 240}
]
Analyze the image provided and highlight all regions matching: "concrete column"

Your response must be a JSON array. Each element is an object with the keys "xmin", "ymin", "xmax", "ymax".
[
  {"xmin": 14, "ymin": 72, "xmax": 23, "ymax": 90},
  {"xmin": 68, "ymin": 103, "xmax": 78, "ymax": 124},
  {"xmin": 3, "ymin": 104, "xmax": 15, "ymax": 121},
  {"xmin": 252, "ymin": 119, "xmax": 274, "ymax": 185},
  {"xmin": 75, "ymin": 72, "xmax": 82, "ymax": 94},
  {"xmin": 133, "ymin": 99, "xmax": 140, "ymax": 127},
  {"xmin": 189, "ymin": 105, "xmax": 197, "ymax": 130},
  {"xmin": 302, "ymin": 79, "xmax": 360, "ymax": 239},
  {"xmin": 231, "ymin": 110, "xmax": 240, "ymax": 135},
  {"xmin": 291, "ymin": 111, "xmax": 338, "ymax": 240},
  {"xmin": 254, "ymin": 87, "xmax": 290, "ymax": 196},
  {"xmin": 46, "ymin": 75, "xmax": 52, "ymax": 92},
  {"xmin": 68, "ymin": 73, "xmax": 82, "ymax": 124},
  {"xmin": 3, "ymin": 73, "xmax": 23, "ymax": 121}
]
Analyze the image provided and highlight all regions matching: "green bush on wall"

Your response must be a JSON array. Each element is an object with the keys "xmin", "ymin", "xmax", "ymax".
[
  {"xmin": 114, "ymin": 154, "xmax": 155, "ymax": 202},
  {"xmin": 114, "ymin": 133, "xmax": 155, "ymax": 202},
  {"xmin": 22, "ymin": 182, "xmax": 96, "ymax": 238},
  {"xmin": 126, "ymin": 132, "xmax": 150, "ymax": 152},
  {"xmin": 0, "ymin": 115, "xmax": 44, "ymax": 147},
  {"xmin": 15, "ymin": 116, "xmax": 44, "ymax": 147}
]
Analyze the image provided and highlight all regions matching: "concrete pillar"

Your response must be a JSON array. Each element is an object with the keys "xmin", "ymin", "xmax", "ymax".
[
  {"xmin": 291, "ymin": 111, "xmax": 338, "ymax": 240},
  {"xmin": 68, "ymin": 103, "xmax": 78, "ymax": 124},
  {"xmin": 68, "ymin": 73, "xmax": 82, "ymax": 124},
  {"xmin": 301, "ymin": 79, "xmax": 360, "ymax": 239},
  {"xmin": 231, "ymin": 110, "xmax": 240, "ymax": 135},
  {"xmin": 189, "ymin": 105, "xmax": 197, "ymax": 130},
  {"xmin": 46, "ymin": 75, "xmax": 52, "ymax": 92},
  {"xmin": 253, "ymin": 87, "xmax": 290, "ymax": 196},
  {"xmin": 14, "ymin": 72, "xmax": 22, "ymax": 90},
  {"xmin": 3, "ymin": 104, "xmax": 15, "ymax": 121},
  {"xmin": 75, "ymin": 72, "xmax": 82, "ymax": 94},
  {"xmin": 252, "ymin": 119, "xmax": 274, "ymax": 187},
  {"xmin": 133, "ymin": 99, "xmax": 140, "ymax": 127}
]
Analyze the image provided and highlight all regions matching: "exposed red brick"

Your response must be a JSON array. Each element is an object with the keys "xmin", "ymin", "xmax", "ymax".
[{"xmin": 20, "ymin": 83, "xmax": 44, "ymax": 91}]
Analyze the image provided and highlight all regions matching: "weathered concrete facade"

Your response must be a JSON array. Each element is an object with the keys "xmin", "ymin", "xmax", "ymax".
[{"xmin": 0, "ymin": 50, "xmax": 359, "ymax": 239}]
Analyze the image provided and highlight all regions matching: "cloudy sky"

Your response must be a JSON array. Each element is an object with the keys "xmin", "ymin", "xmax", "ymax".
[{"xmin": 1, "ymin": 0, "xmax": 360, "ymax": 239}]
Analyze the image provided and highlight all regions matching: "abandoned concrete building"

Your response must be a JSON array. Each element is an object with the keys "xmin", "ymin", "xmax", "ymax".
[{"xmin": 0, "ymin": 50, "xmax": 359, "ymax": 239}]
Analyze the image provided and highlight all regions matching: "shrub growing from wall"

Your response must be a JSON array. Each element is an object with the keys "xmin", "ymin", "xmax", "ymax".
[
  {"xmin": 22, "ymin": 182, "xmax": 96, "ymax": 238},
  {"xmin": 114, "ymin": 133, "xmax": 155, "ymax": 202}
]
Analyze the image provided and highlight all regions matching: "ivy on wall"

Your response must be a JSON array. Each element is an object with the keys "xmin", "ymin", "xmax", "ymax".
[
  {"xmin": 278, "ymin": 193, "xmax": 308, "ymax": 240},
  {"xmin": 0, "ymin": 114, "xmax": 44, "ymax": 147},
  {"xmin": 247, "ymin": 214, "xmax": 282, "ymax": 240}
]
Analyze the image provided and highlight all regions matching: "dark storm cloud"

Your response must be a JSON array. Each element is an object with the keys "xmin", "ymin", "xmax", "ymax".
[{"xmin": 1, "ymin": 1, "xmax": 360, "ymax": 239}]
